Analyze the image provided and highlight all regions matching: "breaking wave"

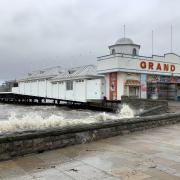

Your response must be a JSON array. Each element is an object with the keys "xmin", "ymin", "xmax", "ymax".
[
  {"xmin": 95, "ymin": 104, "xmax": 134, "ymax": 120},
  {"xmin": 0, "ymin": 104, "xmax": 134, "ymax": 133}
]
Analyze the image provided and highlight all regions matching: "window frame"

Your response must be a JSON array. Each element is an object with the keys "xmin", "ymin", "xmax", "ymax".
[
  {"xmin": 66, "ymin": 81, "xmax": 73, "ymax": 90},
  {"xmin": 133, "ymin": 48, "xmax": 137, "ymax": 56}
]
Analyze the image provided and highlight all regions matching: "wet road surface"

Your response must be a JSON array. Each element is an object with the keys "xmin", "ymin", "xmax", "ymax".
[{"xmin": 0, "ymin": 124, "xmax": 180, "ymax": 180}]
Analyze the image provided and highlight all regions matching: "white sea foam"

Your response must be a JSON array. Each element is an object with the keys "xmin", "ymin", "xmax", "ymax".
[
  {"xmin": 0, "ymin": 104, "xmax": 134, "ymax": 133},
  {"xmin": 118, "ymin": 104, "xmax": 134, "ymax": 118},
  {"xmin": 95, "ymin": 104, "xmax": 134, "ymax": 120}
]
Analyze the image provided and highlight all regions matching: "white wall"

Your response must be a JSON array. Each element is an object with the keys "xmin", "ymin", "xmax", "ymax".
[
  {"xmin": 38, "ymin": 80, "xmax": 46, "ymax": 97},
  {"xmin": 12, "ymin": 87, "xmax": 19, "ymax": 94},
  {"xmin": 110, "ymin": 44, "xmax": 140, "ymax": 55},
  {"xmin": 19, "ymin": 80, "xmax": 66, "ymax": 99},
  {"xmin": 65, "ymin": 90, "xmax": 74, "ymax": 101},
  {"xmin": 74, "ymin": 80, "xmax": 86, "ymax": 102},
  {"xmin": 87, "ymin": 79, "xmax": 105, "ymax": 100},
  {"xmin": 116, "ymin": 72, "xmax": 140, "ymax": 100},
  {"xmin": 117, "ymin": 72, "xmax": 126, "ymax": 100},
  {"xmin": 46, "ymin": 81, "xmax": 52, "ymax": 98},
  {"xmin": 52, "ymin": 83, "xmax": 59, "ymax": 99},
  {"xmin": 24, "ymin": 82, "xmax": 31, "ymax": 95},
  {"xmin": 97, "ymin": 53, "xmax": 180, "ymax": 76},
  {"xmin": 19, "ymin": 82, "xmax": 25, "ymax": 94},
  {"xmin": 31, "ymin": 81, "xmax": 38, "ymax": 96},
  {"xmin": 59, "ymin": 82, "xmax": 66, "ymax": 99},
  {"xmin": 15, "ymin": 78, "xmax": 105, "ymax": 102}
]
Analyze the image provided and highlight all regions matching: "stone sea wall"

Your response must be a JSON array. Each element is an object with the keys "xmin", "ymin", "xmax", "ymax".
[
  {"xmin": 138, "ymin": 105, "xmax": 167, "ymax": 116},
  {"xmin": 0, "ymin": 113, "xmax": 180, "ymax": 161},
  {"xmin": 121, "ymin": 96, "xmax": 168, "ymax": 113}
]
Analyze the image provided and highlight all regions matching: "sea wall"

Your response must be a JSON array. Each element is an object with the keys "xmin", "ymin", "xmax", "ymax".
[
  {"xmin": 137, "ymin": 105, "xmax": 167, "ymax": 116},
  {"xmin": 0, "ymin": 113, "xmax": 180, "ymax": 161},
  {"xmin": 121, "ymin": 96, "xmax": 168, "ymax": 113}
]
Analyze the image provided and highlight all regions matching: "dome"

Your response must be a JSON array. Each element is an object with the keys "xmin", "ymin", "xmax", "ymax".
[{"xmin": 115, "ymin": 37, "xmax": 134, "ymax": 45}]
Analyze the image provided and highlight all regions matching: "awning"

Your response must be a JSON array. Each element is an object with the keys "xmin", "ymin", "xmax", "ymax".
[{"xmin": 125, "ymin": 80, "xmax": 140, "ymax": 86}]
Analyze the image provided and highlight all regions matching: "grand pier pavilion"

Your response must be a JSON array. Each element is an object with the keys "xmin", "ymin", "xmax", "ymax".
[
  {"xmin": 97, "ymin": 37, "xmax": 180, "ymax": 100},
  {"xmin": 11, "ymin": 37, "xmax": 180, "ymax": 102}
]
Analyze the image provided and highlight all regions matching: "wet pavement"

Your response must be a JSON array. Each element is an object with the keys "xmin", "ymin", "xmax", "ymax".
[
  {"xmin": 0, "ymin": 124, "xmax": 180, "ymax": 180},
  {"xmin": 168, "ymin": 101, "xmax": 180, "ymax": 113}
]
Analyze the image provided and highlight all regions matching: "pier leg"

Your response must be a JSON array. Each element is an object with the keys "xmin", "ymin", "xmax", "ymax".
[
  {"xmin": 58, "ymin": 100, "xmax": 60, "ymax": 105},
  {"xmin": 38, "ymin": 98, "xmax": 42, "ymax": 104}
]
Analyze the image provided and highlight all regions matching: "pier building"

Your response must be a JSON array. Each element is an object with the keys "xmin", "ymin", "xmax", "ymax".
[
  {"xmin": 12, "ymin": 66, "xmax": 64, "ymax": 97},
  {"xmin": 97, "ymin": 37, "xmax": 180, "ymax": 100},
  {"xmin": 11, "ymin": 37, "xmax": 180, "ymax": 102},
  {"xmin": 12, "ymin": 65, "xmax": 105, "ymax": 102}
]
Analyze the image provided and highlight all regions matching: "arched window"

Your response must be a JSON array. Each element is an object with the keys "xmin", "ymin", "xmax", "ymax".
[
  {"xmin": 133, "ymin": 48, "xmax": 137, "ymax": 56},
  {"xmin": 111, "ymin": 49, "xmax": 116, "ymax": 54}
]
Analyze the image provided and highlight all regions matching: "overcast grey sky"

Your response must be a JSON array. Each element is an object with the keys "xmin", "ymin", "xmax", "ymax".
[{"xmin": 0, "ymin": 0, "xmax": 180, "ymax": 80}]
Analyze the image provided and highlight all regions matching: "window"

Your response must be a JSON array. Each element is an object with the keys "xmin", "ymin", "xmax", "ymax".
[
  {"xmin": 129, "ymin": 86, "xmax": 139, "ymax": 97},
  {"xmin": 76, "ymin": 80, "xmax": 84, "ymax": 83},
  {"xmin": 66, "ymin": 81, "xmax": 73, "ymax": 90},
  {"xmin": 111, "ymin": 49, "xmax": 116, "ymax": 54},
  {"xmin": 133, "ymin": 48, "xmax": 137, "ymax": 56},
  {"xmin": 13, "ymin": 83, "xmax": 18, "ymax": 87}
]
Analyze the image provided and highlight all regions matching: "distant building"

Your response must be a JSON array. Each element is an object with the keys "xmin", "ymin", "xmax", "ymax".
[{"xmin": 0, "ymin": 80, "xmax": 18, "ymax": 92}]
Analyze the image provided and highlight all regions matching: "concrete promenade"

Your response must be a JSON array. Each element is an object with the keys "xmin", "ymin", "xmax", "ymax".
[{"xmin": 0, "ymin": 124, "xmax": 180, "ymax": 180}]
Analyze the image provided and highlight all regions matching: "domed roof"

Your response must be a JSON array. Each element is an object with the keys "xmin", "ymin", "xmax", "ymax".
[{"xmin": 115, "ymin": 37, "xmax": 134, "ymax": 45}]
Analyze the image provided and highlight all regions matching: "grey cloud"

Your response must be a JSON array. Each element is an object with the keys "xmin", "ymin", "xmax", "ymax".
[{"xmin": 0, "ymin": 0, "xmax": 179, "ymax": 80}]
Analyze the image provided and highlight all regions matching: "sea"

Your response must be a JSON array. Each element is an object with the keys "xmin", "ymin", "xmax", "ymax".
[{"xmin": 0, "ymin": 104, "xmax": 134, "ymax": 133}]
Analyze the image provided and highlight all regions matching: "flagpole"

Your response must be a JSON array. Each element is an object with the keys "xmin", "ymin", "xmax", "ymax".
[
  {"xmin": 152, "ymin": 30, "xmax": 154, "ymax": 55},
  {"xmin": 124, "ymin": 24, "xmax": 126, "ymax": 38},
  {"xmin": 170, "ymin": 25, "xmax": 173, "ymax": 53}
]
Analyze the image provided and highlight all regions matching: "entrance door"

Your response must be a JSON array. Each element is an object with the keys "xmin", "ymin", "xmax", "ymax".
[
  {"xmin": 129, "ymin": 86, "xmax": 139, "ymax": 97},
  {"xmin": 158, "ymin": 83, "xmax": 176, "ymax": 100},
  {"xmin": 147, "ymin": 83, "xmax": 177, "ymax": 100}
]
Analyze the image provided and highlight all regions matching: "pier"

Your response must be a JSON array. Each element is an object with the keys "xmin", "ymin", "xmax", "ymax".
[
  {"xmin": 0, "ymin": 92, "xmax": 118, "ymax": 112},
  {"xmin": 0, "ymin": 92, "xmax": 170, "ymax": 114}
]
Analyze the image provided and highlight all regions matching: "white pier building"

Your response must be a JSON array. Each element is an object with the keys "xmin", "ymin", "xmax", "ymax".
[
  {"xmin": 12, "ymin": 37, "xmax": 180, "ymax": 101},
  {"xmin": 97, "ymin": 37, "xmax": 180, "ymax": 101},
  {"xmin": 12, "ymin": 65, "xmax": 105, "ymax": 102}
]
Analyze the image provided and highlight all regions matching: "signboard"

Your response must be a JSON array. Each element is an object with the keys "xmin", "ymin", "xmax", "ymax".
[
  {"xmin": 140, "ymin": 61, "xmax": 175, "ymax": 72},
  {"xmin": 147, "ymin": 75, "xmax": 180, "ymax": 84},
  {"xmin": 97, "ymin": 54, "xmax": 180, "ymax": 77},
  {"xmin": 147, "ymin": 75, "xmax": 160, "ymax": 82},
  {"xmin": 109, "ymin": 72, "xmax": 117, "ymax": 100}
]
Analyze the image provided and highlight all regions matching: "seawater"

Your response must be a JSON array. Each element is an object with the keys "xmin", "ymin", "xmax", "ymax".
[{"xmin": 0, "ymin": 104, "xmax": 134, "ymax": 133}]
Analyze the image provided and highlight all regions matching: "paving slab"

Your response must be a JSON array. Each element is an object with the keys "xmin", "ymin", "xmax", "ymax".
[
  {"xmin": 32, "ymin": 168, "xmax": 73, "ymax": 180},
  {"xmin": 0, "ymin": 124, "xmax": 180, "ymax": 179},
  {"xmin": 145, "ymin": 168, "xmax": 180, "ymax": 180}
]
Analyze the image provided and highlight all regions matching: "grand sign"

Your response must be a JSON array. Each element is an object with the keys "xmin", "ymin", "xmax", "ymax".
[{"xmin": 140, "ymin": 61, "xmax": 176, "ymax": 72}]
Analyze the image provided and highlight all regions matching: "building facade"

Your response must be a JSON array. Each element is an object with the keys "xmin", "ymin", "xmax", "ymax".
[
  {"xmin": 0, "ymin": 80, "xmax": 18, "ymax": 92},
  {"xmin": 97, "ymin": 37, "xmax": 180, "ymax": 100},
  {"xmin": 12, "ymin": 37, "xmax": 180, "ymax": 102},
  {"xmin": 12, "ymin": 65, "xmax": 105, "ymax": 102}
]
